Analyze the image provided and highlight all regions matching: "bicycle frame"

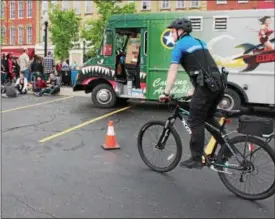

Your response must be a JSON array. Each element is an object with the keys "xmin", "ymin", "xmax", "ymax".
[{"xmin": 157, "ymin": 103, "xmax": 247, "ymax": 170}]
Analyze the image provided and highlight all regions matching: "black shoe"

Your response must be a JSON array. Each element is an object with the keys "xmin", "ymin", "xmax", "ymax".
[{"xmin": 180, "ymin": 158, "xmax": 203, "ymax": 169}]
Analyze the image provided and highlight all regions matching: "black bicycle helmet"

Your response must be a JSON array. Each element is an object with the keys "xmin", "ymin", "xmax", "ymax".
[{"xmin": 167, "ymin": 18, "xmax": 192, "ymax": 33}]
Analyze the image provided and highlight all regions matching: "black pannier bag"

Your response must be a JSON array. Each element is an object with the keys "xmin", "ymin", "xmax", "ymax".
[{"xmin": 237, "ymin": 116, "xmax": 274, "ymax": 137}]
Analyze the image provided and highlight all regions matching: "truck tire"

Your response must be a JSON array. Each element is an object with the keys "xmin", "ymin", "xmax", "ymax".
[
  {"xmin": 91, "ymin": 84, "xmax": 117, "ymax": 108},
  {"xmin": 219, "ymin": 88, "xmax": 241, "ymax": 110}
]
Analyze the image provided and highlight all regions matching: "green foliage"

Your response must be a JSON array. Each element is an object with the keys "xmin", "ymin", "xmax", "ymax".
[
  {"xmin": 81, "ymin": 0, "xmax": 136, "ymax": 57},
  {"xmin": 49, "ymin": 6, "xmax": 81, "ymax": 60}
]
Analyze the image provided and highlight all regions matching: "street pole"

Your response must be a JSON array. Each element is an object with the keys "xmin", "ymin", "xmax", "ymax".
[
  {"xmin": 44, "ymin": 20, "xmax": 48, "ymax": 57},
  {"xmin": 83, "ymin": 40, "xmax": 86, "ymax": 63}
]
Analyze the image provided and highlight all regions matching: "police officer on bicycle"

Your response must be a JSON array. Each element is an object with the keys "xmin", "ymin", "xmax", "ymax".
[{"xmin": 159, "ymin": 18, "xmax": 227, "ymax": 169}]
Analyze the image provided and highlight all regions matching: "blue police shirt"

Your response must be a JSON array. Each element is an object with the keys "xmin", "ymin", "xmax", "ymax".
[{"xmin": 170, "ymin": 34, "xmax": 219, "ymax": 76}]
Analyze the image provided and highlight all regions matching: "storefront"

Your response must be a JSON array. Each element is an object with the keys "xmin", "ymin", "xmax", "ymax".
[{"xmin": 1, "ymin": 47, "xmax": 35, "ymax": 59}]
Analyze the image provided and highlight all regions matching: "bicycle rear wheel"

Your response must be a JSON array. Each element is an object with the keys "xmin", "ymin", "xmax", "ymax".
[
  {"xmin": 217, "ymin": 135, "xmax": 275, "ymax": 200},
  {"xmin": 137, "ymin": 120, "xmax": 182, "ymax": 173}
]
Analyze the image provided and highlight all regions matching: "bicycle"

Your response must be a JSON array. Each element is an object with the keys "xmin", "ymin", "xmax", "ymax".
[{"xmin": 137, "ymin": 95, "xmax": 275, "ymax": 200}]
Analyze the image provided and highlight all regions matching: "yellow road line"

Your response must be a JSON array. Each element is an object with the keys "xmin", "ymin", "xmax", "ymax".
[
  {"xmin": 1, "ymin": 96, "xmax": 74, "ymax": 113},
  {"xmin": 39, "ymin": 105, "xmax": 134, "ymax": 143}
]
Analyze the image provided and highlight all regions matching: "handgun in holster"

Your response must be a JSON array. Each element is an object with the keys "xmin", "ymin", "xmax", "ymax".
[{"xmin": 190, "ymin": 70, "xmax": 204, "ymax": 87}]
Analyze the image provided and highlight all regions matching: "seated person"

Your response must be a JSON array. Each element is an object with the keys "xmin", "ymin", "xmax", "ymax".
[
  {"xmin": 33, "ymin": 76, "xmax": 47, "ymax": 96},
  {"xmin": 34, "ymin": 73, "xmax": 60, "ymax": 97},
  {"xmin": 1, "ymin": 82, "xmax": 17, "ymax": 98},
  {"xmin": 14, "ymin": 73, "xmax": 28, "ymax": 94}
]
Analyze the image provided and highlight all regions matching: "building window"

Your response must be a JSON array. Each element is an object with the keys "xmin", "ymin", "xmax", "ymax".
[
  {"xmin": 190, "ymin": 0, "xmax": 200, "ymax": 8},
  {"xmin": 18, "ymin": 1, "xmax": 24, "ymax": 18},
  {"xmin": 10, "ymin": 27, "xmax": 16, "ymax": 45},
  {"xmin": 42, "ymin": 0, "xmax": 48, "ymax": 16},
  {"xmin": 27, "ymin": 0, "xmax": 32, "ymax": 18},
  {"xmin": 51, "ymin": 0, "xmax": 58, "ymax": 5},
  {"xmin": 176, "ymin": 0, "xmax": 185, "ymax": 8},
  {"xmin": 74, "ymin": 0, "xmax": 81, "ymax": 15},
  {"xmin": 10, "ymin": 0, "xmax": 15, "ymax": 19},
  {"xmin": 238, "ymin": 0, "xmax": 249, "ymax": 3},
  {"xmin": 161, "ymin": 0, "xmax": 170, "ymax": 9},
  {"xmin": 85, "ymin": 0, "xmax": 93, "ymax": 14},
  {"xmin": 27, "ymin": 26, "xmax": 32, "ymax": 44},
  {"xmin": 62, "ymin": 0, "xmax": 69, "ymax": 11},
  {"xmin": 18, "ymin": 26, "xmax": 24, "ymax": 44},
  {"xmin": 142, "ymin": 0, "xmax": 151, "ymax": 10},
  {"xmin": 217, "ymin": 0, "xmax": 227, "ymax": 4},
  {"xmin": 41, "ymin": 25, "xmax": 45, "ymax": 43},
  {"xmin": 1, "ymin": 2, "xmax": 5, "ymax": 19},
  {"xmin": 1, "ymin": 26, "xmax": 6, "ymax": 44}
]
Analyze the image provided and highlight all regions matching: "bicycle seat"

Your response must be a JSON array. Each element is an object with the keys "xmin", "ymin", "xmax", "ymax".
[{"xmin": 216, "ymin": 109, "xmax": 241, "ymax": 118}]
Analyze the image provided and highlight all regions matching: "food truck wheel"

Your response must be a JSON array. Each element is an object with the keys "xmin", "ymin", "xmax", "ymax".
[
  {"xmin": 92, "ymin": 84, "xmax": 117, "ymax": 108},
  {"xmin": 218, "ymin": 88, "xmax": 241, "ymax": 110}
]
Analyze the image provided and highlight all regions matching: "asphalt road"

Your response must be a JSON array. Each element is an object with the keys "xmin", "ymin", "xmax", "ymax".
[{"xmin": 1, "ymin": 94, "xmax": 274, "ymax": 218}]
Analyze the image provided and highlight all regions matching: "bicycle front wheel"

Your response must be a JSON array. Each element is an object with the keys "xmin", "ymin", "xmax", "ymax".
[
  {"xmin": 217, "ymin": 135, "xmax": 275, "ymax": 200},
  {"xmin": 137, "ymin": 121, "xmax": 182, "ymax": 173}
]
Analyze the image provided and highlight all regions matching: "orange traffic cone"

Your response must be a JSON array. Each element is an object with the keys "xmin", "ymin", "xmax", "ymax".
[{"xmin": 102, "ymin": 120, "xmax": 120, "ymax": 150}]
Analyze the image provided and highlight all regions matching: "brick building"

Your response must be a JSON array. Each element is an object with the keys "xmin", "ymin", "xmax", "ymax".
[
  {"xmin": 258, "ymin": 0, "xmax": 275, "ymax": 9},
  {"xmin": 207, "ymin": 0, "xmax": 258, "ymax": 10},
  {"xmin": 133, "ymin": 0, "xmax": 207, "ymax": 12},
  {"xmin": 1, "ymin": 0, "xmax": 40, "ymax": 58}
]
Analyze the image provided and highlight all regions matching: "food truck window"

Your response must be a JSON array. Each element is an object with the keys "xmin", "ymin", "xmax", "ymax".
[
  {"xmin": 116, "ymin": 34, "xmax": 128, "ymax": 51},
  {"xmin": 100, "ymin": 29, "xmax": 113, "ymax": 56}
]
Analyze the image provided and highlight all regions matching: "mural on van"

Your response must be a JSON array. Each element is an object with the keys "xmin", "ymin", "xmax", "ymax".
[{"xmin": 209, "ymin": 16, "xmax": 274, "ymax": 73}]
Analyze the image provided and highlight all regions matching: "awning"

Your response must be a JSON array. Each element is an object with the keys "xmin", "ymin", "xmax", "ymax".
[{"xmin": 1, "ymin": 48, "xmax": 35, "ymax": 59}]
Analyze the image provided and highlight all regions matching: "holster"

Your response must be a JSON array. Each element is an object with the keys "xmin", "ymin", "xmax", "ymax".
[
  {"xmin": 190, "ymin": 70, "xmax": 204, "ymax": 87},
  {"xmin": 191, "ymin": 70, "xmax": 227, "ymax": 92},
  {"xmin": 204, "ymin": 77, "xmax": 220, "ymax": 93},
  {"xmin": 201, "ymin": 70, "xmax": 222, "ymax": 93}
]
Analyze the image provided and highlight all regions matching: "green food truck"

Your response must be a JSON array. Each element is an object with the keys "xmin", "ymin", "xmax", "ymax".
[{"xmin": 73, "ymin": 9, "xmax": 275, "ymax": 109}]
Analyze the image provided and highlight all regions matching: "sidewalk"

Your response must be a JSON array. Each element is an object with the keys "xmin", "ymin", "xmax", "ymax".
[{"xmin": 2, "ymin": 84, "xmax": 89, "ymax": 98}]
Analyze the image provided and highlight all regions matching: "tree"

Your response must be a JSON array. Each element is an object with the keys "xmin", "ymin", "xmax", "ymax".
[
  {"xmin": 81, "ymin": 0, "xmax": 136, "ymax": 57},
  {"xmin": 49, "ymin": 6, "xmax": 81, "ymax": 60}
]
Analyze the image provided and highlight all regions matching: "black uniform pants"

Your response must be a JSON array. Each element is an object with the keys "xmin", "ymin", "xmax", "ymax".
[{"xmin": 187, "ymin": 86, "xmax": 225, "ymax": 161}]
